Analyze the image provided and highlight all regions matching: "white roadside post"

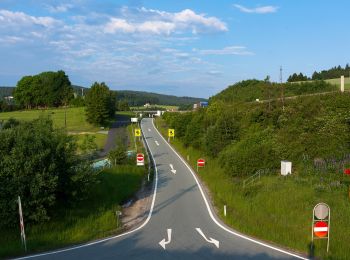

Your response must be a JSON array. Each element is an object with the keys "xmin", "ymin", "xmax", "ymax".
[
  {"xmin": 224, "ymin": 205, "xmax": 227, "ymax": 217},
  {"xmin": 18, "ymin": 196, "xmax": 27, "ymax": 252},
  {"xmin": 341, "ymin": 75, "xmax": 345, "ymax": 92},
  {"xmin": 115, "ymin": 210, "xmax": 122, "ymax": 227}
]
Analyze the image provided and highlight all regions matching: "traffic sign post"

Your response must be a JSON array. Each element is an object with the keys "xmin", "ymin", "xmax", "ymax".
[
  {"xmin": 197, "ymin": 158, "xmax": 205, "ymax": 172},
  {"xmin": 136, "ymin": 153, "xmax": 144, "ymax": 166},
  {"xmin": 311, "ymin": 203, "xmax": 330, "ymax": 252}
]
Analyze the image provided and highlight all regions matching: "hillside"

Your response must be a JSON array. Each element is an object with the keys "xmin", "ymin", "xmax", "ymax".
[
  {"xmin": 0, "ymin": 86, "xmax": 206, "ymax": 106},
  {"xmin": 210, "ymin": 79, "xmax": 338, "ymax": 103}
]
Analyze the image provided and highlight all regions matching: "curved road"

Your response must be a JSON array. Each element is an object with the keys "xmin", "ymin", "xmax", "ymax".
[{"xmin": 18, "ymin": 118, "xmax": 308, "ymax": 260}]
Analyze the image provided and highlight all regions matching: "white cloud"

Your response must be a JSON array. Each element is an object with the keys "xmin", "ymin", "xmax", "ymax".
[
  {"xmin": 47, "ymin": 4, "xmax": 73, "ymax": 13},
  {"xmin": 0, "ymin": 9, "xmax": 59, "ymax": 28},
  {"xmin": 199, "ymin": 46, "xmax": 254, "ymax": 56},
  {"xmin": 104, "ymin": 7, "xmax": 227, "ymax": 35},
  {"xmin": 104, "ymin": 18, "xmax": 135, "ymax": 33},
  {"xmin": 234, "ymin": 4, "xmax": 278, "ymax": 14}
]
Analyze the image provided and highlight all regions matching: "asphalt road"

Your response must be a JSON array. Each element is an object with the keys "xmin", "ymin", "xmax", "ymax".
[{"xmin": 18, "ymin": 118, "xmax": 308, "ymax": 260}]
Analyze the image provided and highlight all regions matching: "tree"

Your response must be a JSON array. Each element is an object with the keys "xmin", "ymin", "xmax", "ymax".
[
  {"xmin": 116, "ymin": 100, "xmax": 130, "ymax": 111},
  {"xmin": 13, "ymin": 71, "xmax": 73, "ymax": 109},
  {"xmin": 108, "ymin": 144, "xmax": 127, "ymax": 166},
  {"xmin": 0, "ymin": 118, "xmax": 96, "ymax": 227},
  {"xmin": 85, "ymin": 82, "xmax": 116, "ymax": 126}
]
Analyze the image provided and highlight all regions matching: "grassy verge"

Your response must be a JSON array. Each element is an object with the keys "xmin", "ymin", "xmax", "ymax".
[
  {"xmin": 155, "ymin": 117, "xmax": 350, "ymax": 260},
  {"xmin": 325, "ymin": 77, "xmax": 350, "ymax": 90},
  {"xmin": 0, "ymin": 165, "xmax": 145, "ymax": 259},
  {"xmin": 0, "ymin": 107, "xmax": 100, "ymax": 132}
]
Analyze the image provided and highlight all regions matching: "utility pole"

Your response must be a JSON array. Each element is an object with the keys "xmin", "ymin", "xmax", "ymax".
[{"xmin": 280, "ymin": 66, "xmax": 285, "ymax": 111}]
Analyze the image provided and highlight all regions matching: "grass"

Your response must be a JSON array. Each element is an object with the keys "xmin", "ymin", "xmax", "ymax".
[
  {"xmin": 0, "ymin": 165, "xmax": 145, "ymax": 259},
  {"xmin": 0, "ymin": 107, "xmax": 100, "ymax": 132},
  {"xmin": 75, "ymin": 133, "xmax": 107, "ymax": 151},
  {"xmin": 325, "ymin": 77, "xmax": 350, "ymax": 90},
  {"xmin": 155, "ymin": 117, "xmax": 350, "ymax": 260}
]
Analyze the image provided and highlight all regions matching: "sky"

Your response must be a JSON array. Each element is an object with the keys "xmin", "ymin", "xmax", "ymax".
[{"xmin": 0, "ymin": 0, "xmax": 349, "ymax": 98}]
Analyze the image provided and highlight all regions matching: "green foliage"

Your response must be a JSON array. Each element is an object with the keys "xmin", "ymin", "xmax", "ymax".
[
  {"xmin": 0, "ymin": 118, "xmax": 96, "ymax": 228},
  {"xmin": 163, "ymin": 86, "xmax": 350, "ymax": 177},
  {"xmin": 108, "ymin": 144, "xmax": 128, "ymax": 166},
  {"xmin": 287, "ymin": 72, "xmax": 309, "ymax": 82},
  {"xmin": 13, "ymin": 71, "xmax": 73, "ymax": 109},
  {"xmin": 116, "ymin": 100, "xmax": 130, "ymax": 111},
  {"xmin": 312, "ymin": 64, "xmax": 350, "ymax": 80},
  {"xmin": 79, "ymin": 135, "xmax": 98, "ymax": 157},
  {"xmin": 85, "ymin": 82, "xmax": 116, "ymax": 126}
]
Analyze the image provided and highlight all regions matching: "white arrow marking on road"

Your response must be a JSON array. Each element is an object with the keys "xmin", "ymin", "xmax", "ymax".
[
  {"xmin": 155, "ymin": 141, "xmax": 160, "ymax": 146},
  {"xmin": 159, "ymin": 229, "xmax": 172, "ymax": 250},
  {"xmin": 169, "ymin": 164, "xmax": 177, "ymax": 174},
  {"xmin": 195, "ymin": 228, "xmax": 220, "ymax": 248}
]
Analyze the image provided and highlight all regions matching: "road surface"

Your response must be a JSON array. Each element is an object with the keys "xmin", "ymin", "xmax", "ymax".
[{"xmin": 18, "ymin": 118, "xmax": 307, "ymax": 260}]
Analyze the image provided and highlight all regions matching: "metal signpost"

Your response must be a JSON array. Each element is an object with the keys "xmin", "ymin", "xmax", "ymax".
[
  {"xmin": 312, "ymin": 202, "xmax": 330, "ymax": 252},
  {"xmin": 136, "ymin": 153, "xmax": 145, "ymax": 166},
  {"xmin": 197, "ymin": 158, "xmax": 205, "ymax": 172},
  {"xmin": 18, "ymin": 196, "xmax": 27, "ymax": 252}
]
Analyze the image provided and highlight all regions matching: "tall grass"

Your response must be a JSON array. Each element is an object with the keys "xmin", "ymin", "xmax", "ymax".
[
  {"xmin": 0, "ymin": 166, "xmax": 145, "ymax": 258},
  {"xmin": 156, "ymin": 117, "xmax": 350, "ymax": 260}
]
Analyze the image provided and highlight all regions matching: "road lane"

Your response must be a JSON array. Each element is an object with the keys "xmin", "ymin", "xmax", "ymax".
[{"xmin": 17, "ymin": 118, "xmax": 307, "ymax": 260}]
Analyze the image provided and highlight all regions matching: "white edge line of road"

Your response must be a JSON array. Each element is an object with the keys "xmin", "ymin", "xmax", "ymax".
[
  {"xmin": 152, "ymin": 119, "xmax": 309, "ymax": 260},
  {"xmin": 14, "ymin": 119, "xmax": 159, "ymax": 260}
]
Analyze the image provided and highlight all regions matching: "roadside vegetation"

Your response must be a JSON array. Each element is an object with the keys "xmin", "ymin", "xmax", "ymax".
[{"xmin": 156, "ymin": 80, "xmax": 350, "ymax": 259}]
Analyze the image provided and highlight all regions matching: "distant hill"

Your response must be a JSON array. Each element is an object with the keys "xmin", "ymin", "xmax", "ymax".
[{"xmin": 0, "ymin": 86, "xmax": 206, "ymax": 106}]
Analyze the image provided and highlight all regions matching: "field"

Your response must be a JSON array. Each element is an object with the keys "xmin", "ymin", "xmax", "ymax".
[
  {"xmin": 0, "ymin": 107, "xmax": 100, "ymax": 132},
  {"xmin": 75, "ymin": 133, "xmax": 107, "ymax": 151},
  {"xmin": 325, "ymin": 77, "xmax": 350, "ymax": 90},
  {"xmin": 0, "ymin": 165, "xmax": 145, "ymax": 258},
  {"xmin": 156, "ymin": 117, "xmax": 350, "ymax": 260}
]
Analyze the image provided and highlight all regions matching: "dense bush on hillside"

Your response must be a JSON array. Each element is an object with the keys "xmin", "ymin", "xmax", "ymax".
[
  {"xmin": 0, "ymin": 118, "xmax": 96, "ymax": 227},
  {"xmin": 210, "ymin": 79, "xmax": 337, "ymax": 104},
  {"xmin": 163, "ymin": 89, "xmax": 350, "ymax": 177},
  {"xmin": 13, "ymin": 71, "xmax": 73, "ymax": 109}
]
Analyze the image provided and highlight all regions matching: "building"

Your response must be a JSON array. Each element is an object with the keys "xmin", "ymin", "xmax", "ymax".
[{"xmin": 193, "ymin": 101, "xmax": 208, "ymax": 110}]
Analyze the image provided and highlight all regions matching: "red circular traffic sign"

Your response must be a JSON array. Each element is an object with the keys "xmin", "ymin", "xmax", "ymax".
[
  {"xmin": 197, "ymin": 159, "xmax": 205, "ymax": 167},
  {"xmin": 137, "ymin": 153, "xmax": 144, "ymax": 161},
  {"xmin": 314, "ymin": 221, "xmax": 328, "ymax": 238},
  {"xmin": 344, "ymin": 168, "xmax": 350, "ymax": 175}
]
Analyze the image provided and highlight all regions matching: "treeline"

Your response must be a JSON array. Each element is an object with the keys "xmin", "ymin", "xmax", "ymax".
[
  {"xmin": 0, "ymin": 118, "xmax": 96, "ymax": 227},
  {"xmin": 14, "ymin": 71, "xmax": 73, "ymax": 109},
  {"xmin": 163, "ymin": 80, "xmax": 350, "ymax": 177},
  {"xmin": 116, "ymin": 90, "xmax": 206, "ymax": 107},
  {"xmin": 210, "ymin": 79, "xmax": 337, "ymax": 103},
  {"xmin": 287, "ymin": 64, "xmax": 350, "ymax": 82}
]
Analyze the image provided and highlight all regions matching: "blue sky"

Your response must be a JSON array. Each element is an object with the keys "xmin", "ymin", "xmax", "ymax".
[{"xmin": 0, "ymin": 0, "xmax": 349, "ymax": 98}]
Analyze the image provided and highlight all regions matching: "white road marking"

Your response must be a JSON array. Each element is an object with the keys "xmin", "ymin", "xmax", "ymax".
[
  {"xmin": 169, "ymin": 164, "xmax": 177, "ymax": 174},
  {"xmin": 152, "ymin": 120, "xmax": 308, "ymax": 260},
  {"xmin": 15, "ymin": 120, "xmax": 160, "ymax": 260},
  {"xmin": 148, "ymin": 128, "xmax": 151, "ymax": 132},
  {"xmin": 155, "ymin": 140, "xmax": 160, "ymax": 146},
  {"xmin": 159, "ymin": 229, "xmax": 172, "ymax": 250},
  {"xmin": 196, "ymin": 228, "xmax": 219, "ymax": 248}
]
